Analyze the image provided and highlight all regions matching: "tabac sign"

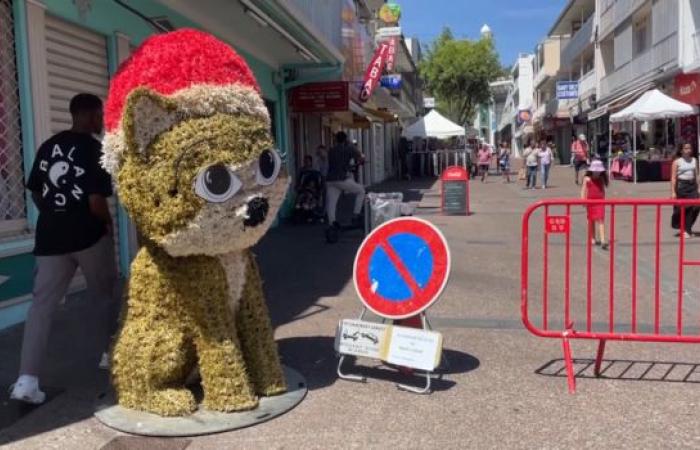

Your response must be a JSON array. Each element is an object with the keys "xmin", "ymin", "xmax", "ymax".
[{"xmin": 359, "ymin": 41, "xmax": 390, "ymax": 103}]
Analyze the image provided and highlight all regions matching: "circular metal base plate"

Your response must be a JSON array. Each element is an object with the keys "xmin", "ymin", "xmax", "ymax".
[{"xmin": 94, "ymin": 366, "xmax": 306, "ymax": 437}]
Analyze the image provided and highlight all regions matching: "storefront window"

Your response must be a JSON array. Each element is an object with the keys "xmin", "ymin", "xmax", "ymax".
[{"xmin": 0, "ymin": 0, "xmax": 26, "ymax": 235}]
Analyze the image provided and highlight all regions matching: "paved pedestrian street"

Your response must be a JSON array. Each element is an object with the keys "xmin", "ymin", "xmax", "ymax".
[{"xmin": 3, "ymin": 166, "xmax": 700, "ymax": 449}]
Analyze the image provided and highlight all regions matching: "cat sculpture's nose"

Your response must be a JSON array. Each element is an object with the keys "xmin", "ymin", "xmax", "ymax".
[{"xmin": 243, "ymin": 197, "xmax": 269, "ymax": 227}]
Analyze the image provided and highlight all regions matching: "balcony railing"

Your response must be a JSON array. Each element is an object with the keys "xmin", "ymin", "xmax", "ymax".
[
  {"xmin": 578, "ymin": 70, "xmax": 596, "ymax": 97},
  {"xmin": 600, "ymin": 33, "xmax": 678, "ymax": 100},
  {"xmin": 599, "ymin": 0, "xmax": 647, "ymax": 39},
  {"xmin": 562, "ymin": 14, "xmax": 594, "ymax": 67},
  {"xmin": 600, "ymin": 33, "xmax": 678, "ymax": 99}
]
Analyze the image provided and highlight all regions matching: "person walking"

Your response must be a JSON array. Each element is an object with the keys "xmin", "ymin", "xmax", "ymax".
[
  {"xmin": 325, "ymin": 131, "xmax": 365, "ymax": 229},
  {"xmin": 523, "ymin": 141, "xmax": 539, "ymax": 190},
  {"xmin": 538, "ymin": 140, "xmax": 553, "ymax": 189},
  {"xmin": 572, "ymin": 133, "xmax": 590, "ymax": 185},
  {"xmin": 671, "ymin": 142, "xmax": 700, "ymax": 238},
  {"xmin": 315, "ymin": 144, "xmax": 328, "ymax": 178},
  {"xmin": 499, "ymin": 142, "xmax": 511, "ymax": 183},
  {"xmin": 10, "ymin": 94, "xmax": 118, "ymax": 404},
  {"xmin": 581, "ymin": 160, "xmax": 609, "ymax": 250},
  {"xmin": 478, "ymin": 143, "xmax": 491, "ymax": 183}
]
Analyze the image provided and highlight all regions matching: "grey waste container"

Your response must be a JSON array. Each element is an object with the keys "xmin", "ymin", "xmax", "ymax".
[{"xmin": 365, "ymin": 192, "xmax": 412, "ymax": 234}]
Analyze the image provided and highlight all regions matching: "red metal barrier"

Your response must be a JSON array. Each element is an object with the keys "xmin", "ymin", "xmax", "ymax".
[{"xmin": 522, "ymin": 198, "xmax": 700, "ymax": 393}]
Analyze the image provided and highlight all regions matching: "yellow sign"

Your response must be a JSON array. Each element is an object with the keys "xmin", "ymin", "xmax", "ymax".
[{"xmin": 379, "ymin": 3, "xmax": 401, "ymax": 24}]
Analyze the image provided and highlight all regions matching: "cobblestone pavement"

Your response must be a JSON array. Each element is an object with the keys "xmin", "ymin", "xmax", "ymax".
[{"xmin": 2, "ymin": 165, "xmax": 700, "ymax": 449}]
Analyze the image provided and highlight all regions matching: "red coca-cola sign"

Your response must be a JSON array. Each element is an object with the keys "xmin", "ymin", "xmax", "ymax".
[
  {"xmin": 674, "ymin": 73, "xmax": 700, "ymax": 105},
  {"xmin": 359, "ymin": 41, "xmax": 389, "ymax": 103}
]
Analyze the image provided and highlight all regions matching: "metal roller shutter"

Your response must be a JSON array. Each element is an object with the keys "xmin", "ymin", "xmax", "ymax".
[{"xmin": 45, "ymin": 15, "xmax": 121, "ymax": 274}]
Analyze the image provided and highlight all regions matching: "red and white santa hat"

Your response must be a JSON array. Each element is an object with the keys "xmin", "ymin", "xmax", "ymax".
[{"xmin": 102, "ymin": 28, "xmax": 269, "ymax": 175}]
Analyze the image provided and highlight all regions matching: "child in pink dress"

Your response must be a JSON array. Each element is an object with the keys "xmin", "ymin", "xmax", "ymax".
[{"xmin": 581, "ymin": 160, "xmax": 609, "ymax": 250}]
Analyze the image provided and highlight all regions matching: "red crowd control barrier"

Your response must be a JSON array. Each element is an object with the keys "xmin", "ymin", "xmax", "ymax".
[{"xmin": 522, "ymin": 198, "xmax": 700, "ymax": 393}]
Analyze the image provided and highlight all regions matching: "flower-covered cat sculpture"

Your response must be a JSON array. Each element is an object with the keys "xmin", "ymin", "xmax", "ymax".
[{"xmin": 102, "ymin": 29, "xmax": 287, "ymax": 416}]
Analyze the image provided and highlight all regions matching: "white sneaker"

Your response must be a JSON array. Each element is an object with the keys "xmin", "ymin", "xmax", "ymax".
[
  {"xmin": 9, "ymin": 375, "xmax": 46, "ymax": 404},
  {"xmin": 99, "ymin": 352, "xmax": 110, "ymax": 370}
]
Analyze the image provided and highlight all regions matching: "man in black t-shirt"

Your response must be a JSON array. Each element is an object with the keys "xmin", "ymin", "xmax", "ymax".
[
  {"xmin": 325, "ymin": 131, "xmax": 365, "ymax": 228},
  {"xmin": 10, "ymin": 94, "xmax": 118, "ymax": 404}
]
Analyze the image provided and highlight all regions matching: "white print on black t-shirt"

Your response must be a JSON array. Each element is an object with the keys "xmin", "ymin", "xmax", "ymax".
[{"xmin": 38, "ymin": 143, "xmax": 86, "ymax": 210}]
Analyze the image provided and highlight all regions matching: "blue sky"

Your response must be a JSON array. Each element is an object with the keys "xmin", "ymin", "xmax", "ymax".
[{"xmin": 399, "ymin": 0, "xmax": 567, "ymax": 66}]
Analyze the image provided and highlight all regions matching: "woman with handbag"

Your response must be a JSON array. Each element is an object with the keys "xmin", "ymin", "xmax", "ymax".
[{"xmin": 671, "ymin": 142, "xmax": 700, "ymax": 238}]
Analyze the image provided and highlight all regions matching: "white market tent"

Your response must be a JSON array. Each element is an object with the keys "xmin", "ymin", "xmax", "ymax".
[
  {"xmin": 403, "ymin": 109, "xmax": 465, "ymax": 139},
  {"xmin": 608, "ymin": 89, "xmax": 700, "ymax": 183}
]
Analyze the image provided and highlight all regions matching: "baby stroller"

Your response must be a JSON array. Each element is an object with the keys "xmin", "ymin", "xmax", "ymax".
[{"xmin": 292, "ymin": 169, "xmax": 325, "ymax": 224}]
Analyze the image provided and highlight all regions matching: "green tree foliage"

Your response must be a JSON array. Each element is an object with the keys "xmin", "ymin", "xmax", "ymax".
[{"xmin": 421, "ymin": 26, "xmax": 502, "ymax": 126}]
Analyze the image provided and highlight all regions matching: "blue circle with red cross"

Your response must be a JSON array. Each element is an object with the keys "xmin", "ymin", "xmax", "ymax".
[{"xmin": 353, "ymin": 217, "xmax": 451, "ymax": 319}]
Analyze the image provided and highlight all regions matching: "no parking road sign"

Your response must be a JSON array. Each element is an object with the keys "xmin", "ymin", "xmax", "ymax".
[{"xmin": 353, "ymin": 217, "xmax": 451, "ymax": 319}]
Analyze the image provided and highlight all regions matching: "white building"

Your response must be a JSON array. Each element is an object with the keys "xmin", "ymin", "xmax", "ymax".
[
  {"xmin": 592, "ymin": 0, "xmax": 680, "ymax": 115},
  {"xmin": 546, "ymin": 0, "xmax": 596, "ymax": 161},
  {"xmin": 498, "ymin": 53, "xmax": 535, "ymax": 157}
]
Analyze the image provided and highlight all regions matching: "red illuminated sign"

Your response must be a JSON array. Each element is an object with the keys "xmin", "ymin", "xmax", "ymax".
[
  {"xmin": 289, "ymin": 82, "xmax": 349, "ymax": 113},
  {"xmin": 359, "ymin": 41, "xmax": 390, "ymax": 103},
  {"xmin": 674, "ymin": 73, "xmax": 700, "ymax": 105}
]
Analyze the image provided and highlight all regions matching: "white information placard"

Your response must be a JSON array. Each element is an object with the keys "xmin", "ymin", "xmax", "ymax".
[
  {"xmin": 336, "ymin": 320, "xmax": 443, "ymax": 372},
  {"xmin": 385, "ymin": 327, "xmax": 442, "ymax": 372},
  {"xmin": 335, "ymin": 319, "xmax": 389, "ymax": 359}
]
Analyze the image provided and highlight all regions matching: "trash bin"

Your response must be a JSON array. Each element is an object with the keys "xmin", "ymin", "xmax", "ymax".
[{"xmin": 365, "ymin": 192, "xmax": 410, "ymax": 234}]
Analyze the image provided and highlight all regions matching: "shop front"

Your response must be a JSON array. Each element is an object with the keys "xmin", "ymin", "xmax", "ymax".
[
  {"xmin": 540, "ymin": 118, "xmax": 572, "ymax": 164},
  {"xmin": 674, "ymin": 72, "xmax": 700, "ymax": 153},
  {"xmin": 0, "ymin": 0, "xmax": 338, "ymax": 329}
]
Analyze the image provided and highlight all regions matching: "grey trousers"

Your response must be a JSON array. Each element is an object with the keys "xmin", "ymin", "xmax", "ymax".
[{"xmin": 19, "ymin": 235, "xmax": 119, "ymax": 376}]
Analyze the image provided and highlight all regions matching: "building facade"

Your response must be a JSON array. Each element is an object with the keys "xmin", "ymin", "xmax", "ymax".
[
  {"xmin": 0, "ymin": 0, "xmax": 410, "ymax": 330},
  {"xmin": 498, "ymin": 53, "xmax": 535, "ymax": 157}
]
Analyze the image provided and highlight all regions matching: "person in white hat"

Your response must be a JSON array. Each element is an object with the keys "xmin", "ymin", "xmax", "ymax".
[
  {"xmin": 572, "ymin": 133, "xmax": 590, "ymax": 185},
  {"xmin": 581, "ymin": 159, "xmax": 609, "ymax": 250}
]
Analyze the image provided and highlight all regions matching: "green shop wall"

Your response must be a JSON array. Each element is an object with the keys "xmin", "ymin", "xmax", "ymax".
[
  {"xmin": 0, "ymin": 0, "xmax": 286, "ymax": 329},
  {"xmin": 40, "ymin": 0, "xmax": 280, "ymax": 125}
]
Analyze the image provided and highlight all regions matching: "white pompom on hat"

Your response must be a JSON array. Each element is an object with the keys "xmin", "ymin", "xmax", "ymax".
[{"xmin": 589, "ymin": 160, "xmax": 606, "ymax": 173}]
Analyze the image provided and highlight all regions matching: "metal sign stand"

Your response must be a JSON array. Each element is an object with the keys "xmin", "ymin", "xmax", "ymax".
[{"xmin": 336, "ymin": 307, "xmax": 447, "ymax": 395}]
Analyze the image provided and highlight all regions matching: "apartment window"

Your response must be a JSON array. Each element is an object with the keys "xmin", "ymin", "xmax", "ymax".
[
  {"xmin": 633, "ymin": 14, "xmax": 650, "ymax": 56},
  {"xmin": 0, "ymin": 0, "xmax": 26, "ymax": 236}
]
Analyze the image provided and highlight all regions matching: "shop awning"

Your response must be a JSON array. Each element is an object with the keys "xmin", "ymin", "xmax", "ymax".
[
  {"xmin": 588, "ymin": 82, "xmax": 655, "ymax": 121},
  {"xmin": 610, "ymin": 89, "xmax": 699, "ymax": 122},
  {"xmin": 403, "ymin": 110, "xmax": 465, "ymax": 139}
]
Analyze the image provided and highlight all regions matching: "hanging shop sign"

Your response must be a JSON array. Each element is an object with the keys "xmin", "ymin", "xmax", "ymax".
[
  {"xmin": 674, "ymin": 73, "xmax": 700, "ymax": 105},
  {"xmin": 359, "ymin": 41, "xmax": 390, "ymax": 103},
  {"xmin": 289, "ymin": 81, "xmax": 349, "ymax": 112},
  {"xmin": 378, "ymin": 3, "xmax": 402, "ymax": 24},
  {"xmin": 556, "ymin": 81, "xmax": 579, "ymax": 100},
  {"xmin": 380, "ymin": 74, "xmax": 402, "ymax": 90},
  {"xmin": 517, "ymin": 109, "xmax": 532, "ymax": 125},
  {"xmin": 377, "ymin": 26, "xmax": 402, "ymax": 38},
  {"xmin": 385, "ymin": 36, "xmax": 398, "ymax": 72},
  {"xmin": 424, "ymin": 97, "xmax": 436, "ymax": 108}
]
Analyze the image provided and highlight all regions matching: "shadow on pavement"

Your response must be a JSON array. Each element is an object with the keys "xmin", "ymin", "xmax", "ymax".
[
  {"xmin": 0, "ymin": 177, "xmax": 435, "ymax": 444},
  {"xmin": 278, "ymin": 336, "xmax": 480, "ymax": 392},
  {"xmin": 537, "ymin": 358, "xmax": 700, "ymax": 384}
]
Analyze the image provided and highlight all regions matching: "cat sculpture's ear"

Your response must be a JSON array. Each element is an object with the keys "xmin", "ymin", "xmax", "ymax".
[{"xmin": 122, "ymin": 87, "xmax": 181, "ymax": 161}]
